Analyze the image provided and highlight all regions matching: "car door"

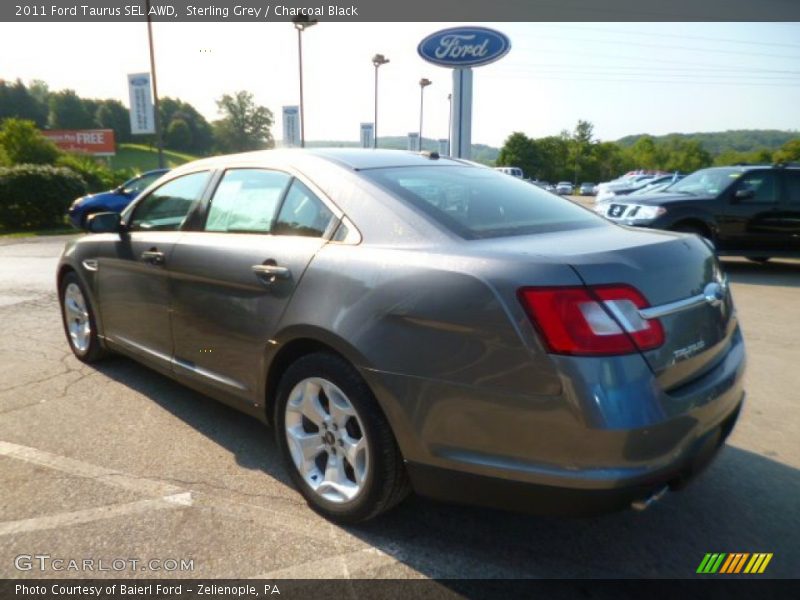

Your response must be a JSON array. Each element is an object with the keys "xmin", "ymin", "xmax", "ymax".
[
  {"xmin": 718, "ymin": 169, "xmax": 782, "ymax": 251},
  {"xmin": 96, "ymin": 170, "xmax": 212, "ymax": 367},
  {"xmin": 775, "ymin": 169, "xmax": 800, "ymax": 250},
  {"xmin": 168, "ymin": 168, "xmax": 338, "ymax": 404}
]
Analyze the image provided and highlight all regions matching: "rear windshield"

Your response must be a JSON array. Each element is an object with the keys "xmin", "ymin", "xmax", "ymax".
[{"xmin": 362, "ymin": 165, "xmax": 603, "ymax": 239}]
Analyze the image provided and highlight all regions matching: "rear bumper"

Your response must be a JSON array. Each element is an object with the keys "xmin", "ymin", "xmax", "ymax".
[
  {"xmin": 406, "ymin": 396, "xmax": 742, "ymax": 515},
  {"xmin": 364, "ymin": 323, "xmax": 746, "ymax": 515}
]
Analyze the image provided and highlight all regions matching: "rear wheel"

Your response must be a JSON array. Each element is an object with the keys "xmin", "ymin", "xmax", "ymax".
[
  {"xmin": 59, "ymin": 272, "xmax": 106, "ymax": 363},
  {"xmin": 274, "ymin": 353, "xmax": 410, "ymax": 523}
]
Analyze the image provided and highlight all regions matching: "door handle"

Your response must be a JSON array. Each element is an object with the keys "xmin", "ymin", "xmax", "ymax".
[
  {"xmin": 252, "ymin": 263, "xmax": 291, "ymax": 283},
  {"xmin": 141, "ymin": 250, "xmax": 165, "ymax": 266}
]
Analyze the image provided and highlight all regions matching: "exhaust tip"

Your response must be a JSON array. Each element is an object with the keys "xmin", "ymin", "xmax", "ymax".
[{"xmin": 631, "ymin": 485, "xmax": 669, "ymax": 511}]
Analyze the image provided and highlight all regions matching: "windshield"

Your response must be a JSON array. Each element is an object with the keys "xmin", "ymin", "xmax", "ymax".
[
  {"xmin": 669, "ymin": 168, "xmax": 741, "ymax": 196},
  {"xmin": 362, "ymin": 166, "xmax": 604, "ymax": 239},
  {"xmin": 123, "ymin": 171, "xmax": 165, "ymax": 196}
]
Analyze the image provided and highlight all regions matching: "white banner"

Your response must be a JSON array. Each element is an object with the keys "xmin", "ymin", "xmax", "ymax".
[
  {"xmin": 407, "ymin": 132, "xmax": 420, "ymax": 151},
  {"xmin": 127, "ymin": 73, "xmax": 155, "ymax": 135},
  {"xmin": 282, "ymin": 106, "xmax": 300, "ymax": 148},
  {"xmin": 360, "ymin": 123, "xmax": 374, "ymax": 149}
]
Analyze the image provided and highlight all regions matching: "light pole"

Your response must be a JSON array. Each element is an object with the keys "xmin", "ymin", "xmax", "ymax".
[
  {"xmin": 447, "ymin": 93, "xmax": 452, "ymax": 156},
  {"xmin": 293, "ymin": 16, "xmax": 317, "ymax": 148},
  {"xmin": 145, "ymin": 0, "xmax": 163, "ymax": 168},
  {"xmin": 418, "ymin": 78, "xmax": 432, "ymax": 151},
  {"xmin": 372, "ymin": 53, "xmax": 389, "ymax": 149}
]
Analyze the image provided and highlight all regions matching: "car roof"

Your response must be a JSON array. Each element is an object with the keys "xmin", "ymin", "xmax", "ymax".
[{"xmin": 171, "ymin": 148, "xmax": 476, "ymax": 175}]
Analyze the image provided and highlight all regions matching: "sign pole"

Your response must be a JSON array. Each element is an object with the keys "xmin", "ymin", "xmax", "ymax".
[
  {"xmin": 145, "ymin": 0, "xmax": 164, "ymax": 169},
  {"xmin": 451, "ymin": 68, "xmax": 472, "ymax": 159}
]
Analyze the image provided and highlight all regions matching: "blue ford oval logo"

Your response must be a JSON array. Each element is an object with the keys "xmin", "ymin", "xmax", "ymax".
[{"xmin": 418, "ymin": 27, "xmax": 511, "ymax": 68}]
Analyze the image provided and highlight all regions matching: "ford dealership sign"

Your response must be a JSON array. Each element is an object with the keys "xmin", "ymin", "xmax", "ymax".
[{"xmin": 417, "ymin": 27, "xmax": 511, "ymax": 68}]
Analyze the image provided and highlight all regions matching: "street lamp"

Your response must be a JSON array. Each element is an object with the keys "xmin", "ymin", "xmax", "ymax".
[
  {"xmin": 418, "ymin": 78, "xmax": 432, "ymax": 151},
  {"xmin": 372, "ymin": 53, "xmax": 390, "ymax": 149},
  {"xmin": 293, "ymin": 16, "xmax": 317, "ymax": 148}
]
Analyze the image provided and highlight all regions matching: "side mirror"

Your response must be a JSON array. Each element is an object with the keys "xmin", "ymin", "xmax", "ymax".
[
  {"xmin": 733, "ymin": 188, "xmax": 754, "ymax": 203},
  {"xmin": 86, "ymin": 212, "xmax": 123, "ymax": 233}
]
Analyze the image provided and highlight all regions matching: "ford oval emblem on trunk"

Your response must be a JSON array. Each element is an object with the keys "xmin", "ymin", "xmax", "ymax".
[{"xmin": 417, "ymin": 27, "xmax": 511, "ymax": 68}]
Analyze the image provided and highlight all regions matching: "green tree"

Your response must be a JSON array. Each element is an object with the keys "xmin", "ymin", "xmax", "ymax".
[
  {"xmin": 95, "ymin": 99, "xmax": 131, "ymax": 144},
  {"xmin": 537, "ymin": 135, "xmax": 571, "ymax": 182},
  {"xmin": 773, "ymin": 139, "xmax": 800, "ymax": 163},
  {"xmin": 569, "ymin": 119, "xmax": 595, "ymax": 184},
  {"xmin": 213, "ymin": 91, "xmax": 274, "ymax": 153},
  {"xmin": 0, "ymin": 119, "xmax": 61, "ymax": 165},
  {"xmin": 497, "ymin": 132, "xmax": 539, "ymax": 178},
  {"xmin": 0, "ymin": 79, "xmax": 48, "ymax": 127},
  {"xmin": 166, "ymin": 118, "xmax": 193, "ymax": 151},
  {"xmin": 160, "ymin": 97, "xmax": 213, "ymax": 154},
  {"xmin": 48, "ymin": 90, "xmax": 94, "ymax": 129}
]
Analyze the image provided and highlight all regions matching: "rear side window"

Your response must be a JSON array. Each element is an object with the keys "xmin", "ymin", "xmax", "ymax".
[
  {"xmin": 273, "ymin": 179, "xmax": 335, "ymax": 238},
  {"xmin": 784, "ymin": 171, "xmax": 800, "ymax": 205},
  {"xmin": 205, "ymin": 169, "xmax": 291, "ymax": 233},
  {"xmin": 129, "ymin": 171, "xmax": 210, "ymax": 231},
  {"xmin": 362, "ymin": 166, "xmax": 602, "ymax": 239}
]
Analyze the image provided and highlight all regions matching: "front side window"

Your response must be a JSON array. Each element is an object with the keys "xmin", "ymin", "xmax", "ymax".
[
  {"xmin": 272, "ymin": 180, "xmax": 335, "ymax": 238},
  {"xmin": 735, "ymin": 171, "xmax": 777, "ymax": 204},
  {"xmin": 205, "ymin": 169, "xmax": 291, "ymax": 233},
  {"xmin": 129, "ymin": 171, "xmax": 210, "ymax": 231},
  {"xmin": 362, "ymin": 165, "xmax": 602, "ymax": 239}
]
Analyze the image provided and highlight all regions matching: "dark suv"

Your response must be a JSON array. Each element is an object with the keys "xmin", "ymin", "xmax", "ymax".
[{"xmin": 596, "ymin": 164, "xmax": 800, "ymax": 261}]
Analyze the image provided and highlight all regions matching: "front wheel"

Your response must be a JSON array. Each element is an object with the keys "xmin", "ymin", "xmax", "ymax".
[
  {"xmin": 59, "ymin": 272, "xmax": 106, "ymax": 363},
  {"xmin": 274, "ymin": 353, "xmax": 410, "ymax": 523}
]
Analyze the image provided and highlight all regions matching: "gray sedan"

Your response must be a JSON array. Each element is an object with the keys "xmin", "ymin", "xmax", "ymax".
[{"xmin": 58, "ymin": 149, "xmax": 745, "ymax": 522}]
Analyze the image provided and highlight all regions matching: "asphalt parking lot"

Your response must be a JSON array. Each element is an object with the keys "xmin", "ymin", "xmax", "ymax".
[{"xmin": 0, "ymin": 229, "xmax": 798, "ymax": 580}]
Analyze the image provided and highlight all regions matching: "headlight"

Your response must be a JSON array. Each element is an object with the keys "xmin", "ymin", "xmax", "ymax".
[{"xmin": 629, "ymin": 205, "xmax": 666, "ymax": 220}]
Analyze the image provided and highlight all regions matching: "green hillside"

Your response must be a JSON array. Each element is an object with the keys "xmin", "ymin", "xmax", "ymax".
[
  {"xmin": 616, "ymin": 130, "xmax": 797, "ymax": 156},
  {"xmin": 109, "ymin": 144, "xmax": 200, "ymax": 172}
]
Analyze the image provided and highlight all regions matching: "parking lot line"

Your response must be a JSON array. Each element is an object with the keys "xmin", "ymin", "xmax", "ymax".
[
  {"xmin": 249, "ymin": 546, "xmax": 405, "ymax": 579},
  {"xmin": 0, "ymin": 493, "xmax": 192, "ymax": 536},
  {"xmin": 0, "ymin": 440, "xmax": 184, "ymax": 497}
]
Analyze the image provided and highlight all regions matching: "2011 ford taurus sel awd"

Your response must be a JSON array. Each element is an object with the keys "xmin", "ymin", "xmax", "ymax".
[{"xmin": 57, "ymin": 149, "xmax": 745, "ymax": 523}]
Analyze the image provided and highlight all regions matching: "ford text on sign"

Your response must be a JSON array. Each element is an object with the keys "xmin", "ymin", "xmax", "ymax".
[
  {"xmin": 41, "ymin": 129, "xmax": 116, "ymax": 156},
  {"xmin": 417, "ymin": 27, "xmax": 511, "ymax": 68}
]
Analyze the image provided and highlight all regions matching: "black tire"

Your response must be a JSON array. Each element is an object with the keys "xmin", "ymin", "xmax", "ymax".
[
  {"xmin": 746, "ymin": 257, "xmax": 770, "ymax": 264},
  {"xmin": 59, "ymin": 271, "xmax": 107, "ymax": 363},
  {"xmin": 274, "ymin": 352, "xmax": 410, "ymax": 523}
]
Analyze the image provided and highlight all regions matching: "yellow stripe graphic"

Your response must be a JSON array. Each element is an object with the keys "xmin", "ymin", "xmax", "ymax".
[
  {"xmin": 758, "ymin": 553, "xmax": 773, "ymax": 574},
  {"xmin": 744, "ymin": 554, "xmax": 759, "ymax": 574},
  {"xmin": 748, "ymin": 553, "xmax": 766, "ymax": 573}
]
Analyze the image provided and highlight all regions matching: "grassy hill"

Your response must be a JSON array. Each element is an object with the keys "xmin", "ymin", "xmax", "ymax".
[
  {"xmin": 616, "ymin": 130, "xmax": 797, "ymax": 156},
  {"xmin": 109, "ymin": 144, "xmax": 200, "ymax": 172}
]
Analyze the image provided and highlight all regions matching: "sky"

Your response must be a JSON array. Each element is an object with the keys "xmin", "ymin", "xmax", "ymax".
[{"xmin": 1, "ymin": 21, "xmax": 799, "ymax": 147}]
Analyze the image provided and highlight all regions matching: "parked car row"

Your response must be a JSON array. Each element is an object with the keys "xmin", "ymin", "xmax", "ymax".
[{"xmin": 594, "ymin": 163, "xmax": 800, "ymax": 261}]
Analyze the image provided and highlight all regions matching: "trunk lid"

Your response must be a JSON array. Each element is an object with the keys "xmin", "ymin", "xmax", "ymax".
[{"xmin": 472, "ymin": 224, "xmax": 736, "ymax": 389}]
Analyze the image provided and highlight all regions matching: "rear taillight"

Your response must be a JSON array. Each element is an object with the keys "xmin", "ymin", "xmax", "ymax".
[{"xmin": 518, "ymin": 285, "xmax": 664, "ymax": 356}]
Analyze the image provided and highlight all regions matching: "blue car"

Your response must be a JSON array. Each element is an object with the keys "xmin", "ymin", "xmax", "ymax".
[{"xmin": 68, "ymin": 169, "xmax": 169, "ymax": 229}]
